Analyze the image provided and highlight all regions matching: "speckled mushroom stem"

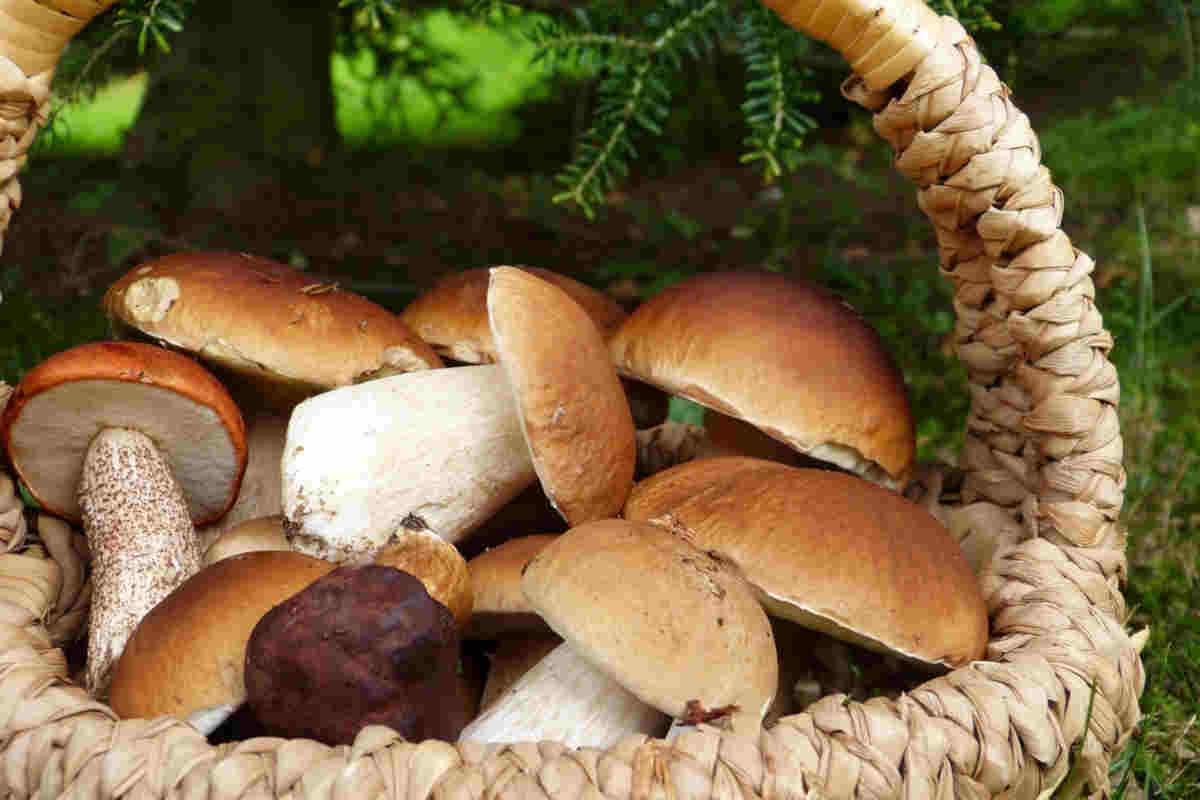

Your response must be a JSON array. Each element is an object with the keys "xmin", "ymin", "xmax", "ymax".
[{"xmin": 78, "ymin": 427, "xmax": 201, "ymax": 696}]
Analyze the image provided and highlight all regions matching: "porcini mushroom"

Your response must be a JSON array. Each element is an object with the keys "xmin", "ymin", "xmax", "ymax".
[
  {"xmin": 103, "ymin": 251, "xmax": 443, "ymax": 413},
  {"xmin": 399, "ymin": 266, "xmax": 668, "ymax": 428},
  {"xmin": 608, "ymin": 271, "xmax": 916, "ymax": 487},
  {"xmin": 1, "ymin": 341, "xmax": 248, "ymax": 694},
  {"xmin": 488, "ymin": 267, "xmax": 636, "ymax": 524},
  {"xmin": 400, "ymin": 266, "xmax": 628, "ymax": 363},
  {"xmin": 282, "ymin": 364, "xmax": 536, "ymax": 561},
  {"xmin": 460, "ymin": 519, "xmax": 777, "ymax": 746},
  {"xmin": 244, "ymin": 564, "xmax": 474, "ymax": 745},
  {"xmin": 624, "ymin": 457, "xmax": 989, "ymax": 669},
  {"xmin": 108, "ymin": 550, "xmax": 336, "ymax": 733}
]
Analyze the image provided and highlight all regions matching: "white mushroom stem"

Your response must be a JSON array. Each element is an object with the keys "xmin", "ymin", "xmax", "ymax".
[
  {"xmin": 78, "ymin": 427, "xmax": 201, "ymax": 696},
  {"xmin": 187, "ymin": 703, "xmax": 241, "ymax": 736},
  {"xmin": 459, "ymin": 641, "xmax": 668, "ymax": 749},
  {"xmin": 479, "ymin": 634, "xmax": 561, "ymax": 711},
  {"xmin": 197, "ymin": 413, "xmax": 287, "ymax": 553},
  {"xmin": 283, "ymin": 365, "xmax": 536, "ymax": 563}
]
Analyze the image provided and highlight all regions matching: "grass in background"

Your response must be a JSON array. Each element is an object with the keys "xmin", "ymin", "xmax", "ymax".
[
  {"xmin": 35, "ymin": 10, "xmax": 553, "ymax": 159},
  {"xmin": 1102, "ymin": 204, "xmax": 1200, "ymax": 799},
  {"xmin": 38, "ymin": 73, "xmax": 147, "ymax": 157},
  {"xmin": 333, "ymin": 10, "xmax": 554, "ymax": 148}
]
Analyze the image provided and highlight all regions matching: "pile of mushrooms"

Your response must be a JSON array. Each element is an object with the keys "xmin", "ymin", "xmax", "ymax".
[{"xmin": 0, "ymin": 251, "xmax": 992, "ymax": 748}]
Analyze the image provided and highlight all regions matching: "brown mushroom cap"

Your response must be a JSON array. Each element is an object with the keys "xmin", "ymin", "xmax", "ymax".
[
  {"xmin": 488, "ymin": 267, "xmax": 636, "ymax": 525},
  {"xmin": 607, "ymin": 271, "xmax": 916, "ymax": 486},
  {"xmin": 521, "ymin": 518, "xmax": 777, "ymax": 732},
  {"xmin": 108, "ymin": 550, "xmax": 337, "ymax": 723},
  {"xmin": 401, "ymin": 266, "xmax": 628, "ymax": 363},
  {"xmin": 465, "ymin": 533, "xmax": 558, "ymax": 639},
  {"xmin": 624, "ymin": 458, "xmax": 989, "ymax": 668},
  {"xmin": 103, "ymin": 251, "xmax": 443, "ymax": 411},
  {"xmin": 202, "ymin": 514, "xmax": 290, "ymax": 567},
  {"xmin": 0, "ymin": 341, "xmax": 247, "ymax": 524},
  {"xmin": 375, "ymin": 529, "xmax": 473, "ymax": 630}
]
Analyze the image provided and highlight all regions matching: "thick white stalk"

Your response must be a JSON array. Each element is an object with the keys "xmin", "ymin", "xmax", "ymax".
[
  {"xmin": 460, "ymin": 641, "xmax": 668, "ymax": 749},
  {"xmin": 197, "ymin": 412, "xmax": 287, "ymax": 553},
  {"xmin": 79, "ymin": 427, "xmax": 201, "ymax": 696},
  {"xmin": 283, "ymin": 365, "xmax": 536, "ymax": 563}
]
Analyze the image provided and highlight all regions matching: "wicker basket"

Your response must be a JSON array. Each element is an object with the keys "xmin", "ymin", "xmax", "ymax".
[{"xmin": 0, "ymin": 0, "xmax": 1147, "ymax": 797}]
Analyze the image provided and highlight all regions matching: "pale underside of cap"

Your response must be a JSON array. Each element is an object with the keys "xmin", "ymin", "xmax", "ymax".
[{"xmin": 1, "ymin": 341, "xmax": 246, "ymax": 525}]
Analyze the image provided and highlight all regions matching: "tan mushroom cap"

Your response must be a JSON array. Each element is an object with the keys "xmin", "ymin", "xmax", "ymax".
[
  {"xmin": 108, "ymin": 550, "xmax": 337, "ymax": 724},
  {"xmin": 401, "ymin": 266, "xmax": 628, "ymax": 363},
  {"xmin": 202, "ymin": 514, "xmax": 290, "ymax": 567},
  {"xmin": 607, "ymin": 271, "xmax": 916, "ymax": 486},
  {"xmin": 624, "ymin": 458, "xmax": 989, "ymax": 669},
  {"xmin": 521, "ymin": 519, "xmax": 777, "ymax": 732},
  {"xmin": 465, "ymin": 533, "xmax": 557, "ymax": 639},
  {"xmin": 103, "ymin": 251, "xmax": 443, "ymax": 411},
  {"xmin": 375, "ymin": 529, "xmax": 473, "ymax": 629},
  {"xmin": 0, "ymin": 341, "xmax": 247, "ymax": 524},
  {"xmin": 488, "ymin": 267, "xmax": 636, "ymax": 525}
]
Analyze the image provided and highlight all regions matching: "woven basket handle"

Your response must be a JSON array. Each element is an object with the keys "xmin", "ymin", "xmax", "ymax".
[
  {"xmin": 0, "ymin": 0, "xmax": 117, "ymax": 250},
  {"xmin": 762, "ymin": 0, "xmax": 941, "ymax": 89},
  {"xmin": 0, "ymin": 2, "xmax": 1143, "ymax": 799}
]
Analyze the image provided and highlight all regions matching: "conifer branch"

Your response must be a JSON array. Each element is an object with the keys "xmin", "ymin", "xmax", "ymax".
[
  {"xmin": 543, "ymin": 0, "xmax": 725, "ymax": 217},
  {"xmin": 737, "ymin": 3, "xmax": 817, "ymax": 181}
]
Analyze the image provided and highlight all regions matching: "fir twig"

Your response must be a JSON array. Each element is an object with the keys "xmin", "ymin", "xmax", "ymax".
[
  {"xmin": 540, "ymin": 0, "xmax": 725, "ymax": 217},
  {"xmin": 736, "ymin": 3, "xmax": 817, "ymax": 181}
]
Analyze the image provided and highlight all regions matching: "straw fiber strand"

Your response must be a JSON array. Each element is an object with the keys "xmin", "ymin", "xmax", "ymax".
[{"xmin": 0, "ymin": 1, "xmax": 1144, "ymax": 799}]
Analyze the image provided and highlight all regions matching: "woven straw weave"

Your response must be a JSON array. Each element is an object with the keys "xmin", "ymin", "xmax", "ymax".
[{"xmin": 0, "ymin": 0, "xmax": 1146, "ymax": 798}]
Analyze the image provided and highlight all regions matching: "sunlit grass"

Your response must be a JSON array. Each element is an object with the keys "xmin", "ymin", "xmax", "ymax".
[
  {"xmin": 37, "ymin": 10, "xmax": 554, "ymax": 157},
  {"xmin": 39, "ymin": 72, "xmax": 147, "ymax": 157}
]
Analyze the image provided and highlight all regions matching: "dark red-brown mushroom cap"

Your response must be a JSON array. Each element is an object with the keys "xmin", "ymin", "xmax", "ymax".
[{"xmin": 244, "ymin": 564, "xmax": 472, "ymax": 745}]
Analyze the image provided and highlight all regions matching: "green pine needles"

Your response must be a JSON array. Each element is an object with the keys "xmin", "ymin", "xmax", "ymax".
[
  {"xmin": 507, "ymin": 0, "xmax": 825, "ymax": 217},
  {"xmin": 476, "ymin": 0, "xmax": 999, "ymax": 218},
  {"xmin": 736, "ymin": 3, "xmax": 819, "ymax": 182},
  {"xmin": 529, "ymin": 0, "xmax": 729, "ymax": 218}
]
